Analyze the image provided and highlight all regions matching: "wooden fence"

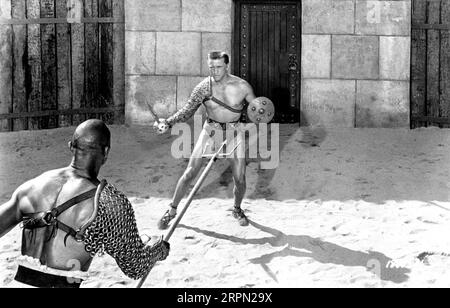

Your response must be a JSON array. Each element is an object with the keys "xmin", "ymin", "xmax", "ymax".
[
  {"xmin": 0, "ymin": 0, "xmax": 124, "ymax": 132},
  {"xmin": 411, "ymin": 0, "xmax": 450, "ymax": 128}
]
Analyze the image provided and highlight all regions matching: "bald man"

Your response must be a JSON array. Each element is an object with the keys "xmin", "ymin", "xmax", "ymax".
[{"xmin": 0, "ymin": 119, "xmax": 169, "ymax": 288}]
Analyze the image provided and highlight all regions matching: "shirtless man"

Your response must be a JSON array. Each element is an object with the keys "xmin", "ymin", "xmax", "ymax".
[
  {"xmin": 0, "ymin": 119, "xmax": 169, "ymax": 288},
  {"xmin": 155, "ymin": 51, "xmax": 257, "ymax": 229}
]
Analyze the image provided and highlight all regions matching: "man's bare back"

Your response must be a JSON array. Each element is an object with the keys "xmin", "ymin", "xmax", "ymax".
[
  {"xmin": 13, "ymin": 167, "xmax": 98, "ymax": 271},
  {"xmin": 0, "ymin": 119, "xmax": 170, "ymax": 287}
]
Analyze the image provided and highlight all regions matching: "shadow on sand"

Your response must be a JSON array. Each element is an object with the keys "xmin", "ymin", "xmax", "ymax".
[
  {"xmin": 178, "ymin": 219, "xmax": 410, "ymax": 285},
  {"xmin": 197, "ymin": 111, "xmax": 328, "ymax": 200}
]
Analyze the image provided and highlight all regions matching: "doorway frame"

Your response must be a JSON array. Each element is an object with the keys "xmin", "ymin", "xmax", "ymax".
[{"xmin": 232, "ymin": 0, "xmax": 302, "ymax": 123}]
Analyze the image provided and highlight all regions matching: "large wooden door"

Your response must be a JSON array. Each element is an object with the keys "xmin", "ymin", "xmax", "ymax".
[
  {"xmin": 0, "ymin": 0, "xmax": 124, "ymax": 132},
  {"xmin": 411, "ymin": 0, "xmax": 450, "ymax": 128},
  {"xmin": 234, "ymin": 1, "xmax": 301, "ymax": 123}
]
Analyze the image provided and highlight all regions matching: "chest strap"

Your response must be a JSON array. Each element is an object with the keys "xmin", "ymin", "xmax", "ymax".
[
  {"xmin": 204, "ymin": 77, "xmax": 243, "ymax": 114},
  {"xmin": 22, "ymin": 188, "xmax": 97, "ymax": 245}
]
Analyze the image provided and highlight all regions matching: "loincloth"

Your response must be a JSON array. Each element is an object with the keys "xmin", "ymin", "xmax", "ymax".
[{"xmin": 193, "ymin": 120, "xmax": 246, "ymax": 159}]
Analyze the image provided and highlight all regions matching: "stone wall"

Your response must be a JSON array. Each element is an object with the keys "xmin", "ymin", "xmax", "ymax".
[
  {"xmin": 301, "ymin": 0, "xmax": 411, "ymax": 127},
  {"xmin": 124, "ymin": 0, "xmax": 232, "ymax": 125},
  {"xmin": 125, "ymin": 0, "xmax": 411, "ymax": 128}
]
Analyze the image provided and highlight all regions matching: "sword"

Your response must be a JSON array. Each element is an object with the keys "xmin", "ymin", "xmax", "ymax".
[{"xmin": 135, "ymin": 92, "xmax": 160, "ymax": 123}]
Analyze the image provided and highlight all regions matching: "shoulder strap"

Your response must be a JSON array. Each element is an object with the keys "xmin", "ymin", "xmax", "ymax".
[
  {"xmin": 52, "ymin": 188, "xmax": 97, "ymax": 217},
  {"xmin": 210, "ymin": 96, "xmax": 243, "ymax": 114},
  {"xmin": 206, "ymin": 76, "xmax": 243, "ymax": 114}
]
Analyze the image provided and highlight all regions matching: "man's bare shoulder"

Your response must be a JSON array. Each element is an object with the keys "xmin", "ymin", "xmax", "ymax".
[
  {"xmin": 228, "ymin": 75, "xmax": 253, "ymax": 91},
  {"xmin": 13, "ymin": 168, "xmax": 68, "ymax": 196},
  {"xmin": 37, "ymin": 167, "xmax": 72, "ymax": 183}
]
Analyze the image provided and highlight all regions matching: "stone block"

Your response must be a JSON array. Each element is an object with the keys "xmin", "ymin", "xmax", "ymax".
[
  {"xmin": 356, "ymin": 80, "xmax": 410, "ymax": 127},
  {"xmin": 332, "ymin": 35, "xmax": 379, "ymax": 79},
  {"xmin": 125, "ymin": 31, "xmax": 156, "ymax": 75},
  {"xmin": 156, "ymin": 32, "xmax": 201, "ymax": 75},
  {"xmin": 182, "ymin": 0, "xmax": 232, "ymax": 32},
  {"xmin": 356, "ymin": 0, "xmax": 411, "ymax": 35},
  {"xmin": 301, "ymin": 35, "xmax": 331, "ymax": 78},
  {"xmin": 125, "ymin": 0, "xmax": 181, "ymax": 31},
  {"xmin": 0, "ymin": 0, "xmax": 11, "ymax": 18},
  {"xmin": 302, "ymin": 0, "xmax": 355, "ymax": 34},
  {"xmin": 301, "ymin": 79, "xmax": 356, "ymax": 127},
  {"xmin": 177, "ymin": 76, "xmax": 207, "ymax": 109},
  {"xmin": 125, "ymin": 76, "xmax": 177, "ymax": 125},
  {"xmin": 201, "ymin": 33, "xmax": 232, "ymax": 76},
  {"xmin": 380, "ymin": 36, "xmax": 410, "ymax": 80}
]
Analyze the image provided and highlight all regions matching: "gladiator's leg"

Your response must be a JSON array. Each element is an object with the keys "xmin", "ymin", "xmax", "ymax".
[
  {"xmin": 170, "ymin": 156, "xmax": 203, "ymax": 212},
  {"xmin": 229, "ymin": 156, "xmax": 248, "ymax": 226},
  {"xmin": 230, "ymin": 157, "xmax": 247, "ymax": 209},
  {"xmin": 158, "ymin": 128, "xmax": 211, "ymax": 229}
]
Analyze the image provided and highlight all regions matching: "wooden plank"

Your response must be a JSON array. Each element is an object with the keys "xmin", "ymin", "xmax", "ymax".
[
  {"xmin": 113, "ymin": 0, "xmax": 125, "ymax": 124},
  {"xmin": 272, "ymin": 9, "xmax": 281, "ymax": 123},
  {"xmin": 0, "ymin": 106, "xmax": 124, "ymax": 119},
  {"xmin": 40, "ymin": 0, "xmax": 58, "ymax": 129},
  {"xmin": 268, "ymin": 11, "xmax": 275, "ymax": 97},
  {"xmin": 440, "ymin": 0, "xmax": 450, "ymax": 127},
  {"xmin": 99, "ymin": 0, "xmax": 114, "ymax": 123},
  {"xmin": 250, "ymin": 10, "xmax": 257, "ymax": 93},
  {"xmin": 233, "ymin": 3, "xmax": 241, "ymax": 77},
  {"xmin": 412, "ymin": 22, "xmax": 450, "ymax": 30},
  {"xmin": 56, "ymin": 0, "xmax": 72, "ymax": 127},
  {"xmin": 71, "ymin": 0, "xmax": 85, "ymax": 125},
  {"xmin": 410, "ymin": 0, "xmax": 427, "ymax": 128},
  {"xmin": 274, "ymin": 10, "xmax": 280, "ymax": 94},
  {"xmin": 0, "ymin": 17, "xmax": 124, "ymax": 24},
  {"xmin": 0, "ymin": 0, "xmax": 12, "ymax": 131},
  {"xmin": 412, "ymin": 0, "xmax": 427, "ymax": 23},
  {"xmin": 85, "ymin": 0, "xmax": 100, "ymax": 120},
  {"xmin": 27, "ymin": 0, "xmax": 41, "ymax": 130},
  {"xmin": 256, "ymin": 10, "xmax": 263, "ymax": 95},
  {"xmin": 426, "ymin": 0, "xmax": 441, "ymax": 127},
  {"xmin": 296, "ymin": 3, "xmax": 301, "ymax": 114},
  {"xmin": 262, "ymin": 10, "xmax": 269, "ymax": 98},
  {"xmin": 280, "ymin": 8, "xmax": 287, "ymax": 91},
  {"xmin": 411, "ymin": 116, "xmax": 450, "ymax": 125},
  {"xmin": 12, "ymin": 0, "xmax": 27, "ymax": 131},
  {"xmin": 288, "ymin": 5, "xmax": 297, "ymax": 110}
]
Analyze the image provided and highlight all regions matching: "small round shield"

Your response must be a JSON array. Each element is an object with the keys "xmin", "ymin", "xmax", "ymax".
[{"xmin": 247, "ymin": 97, "xmax": 275, "ymax": 123}]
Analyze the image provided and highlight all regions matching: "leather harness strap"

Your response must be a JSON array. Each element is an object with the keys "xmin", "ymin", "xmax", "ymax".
[
  {"xmin": 22, "ymin": 188, "xmax": 97, "ymax": 245},
  {"xmin": 205, "ymin": 76, "xmax": 244, "ymax": 114}
]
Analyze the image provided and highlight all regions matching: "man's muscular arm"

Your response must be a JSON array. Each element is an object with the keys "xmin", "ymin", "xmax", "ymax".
[
  {"xmin": 0, "ymin": 185, "xmax": 25, "ymax": 238},
  {"xmin": 165, "ymin": 78, "xmax": 211, "ymax": 127},
  {"xmin": 242, "ymin": 80, "xmax": 257, "ymax": 103}
]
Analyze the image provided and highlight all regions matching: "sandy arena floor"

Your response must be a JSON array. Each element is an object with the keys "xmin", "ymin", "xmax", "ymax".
[{"xmin": 1, "ymin": 124, "xmax": 450, "ymax": 288}]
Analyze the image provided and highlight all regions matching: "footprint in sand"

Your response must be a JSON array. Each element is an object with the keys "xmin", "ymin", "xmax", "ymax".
[
  {"xmin": 417, "ymin": 217, "xmax": 438, "ymax": 224},
  {"xmin": 151, "ymin": 175, "xmax": 162, "ymax": 183},
  {"xmin": 409, "ymin": 229, "xmax": 428, "ymax": 235}
]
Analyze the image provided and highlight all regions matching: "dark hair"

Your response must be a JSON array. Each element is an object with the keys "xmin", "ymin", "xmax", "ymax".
[{"xmin": 208, "ymin": 51, "xmax": 229, "ymax": 64}]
